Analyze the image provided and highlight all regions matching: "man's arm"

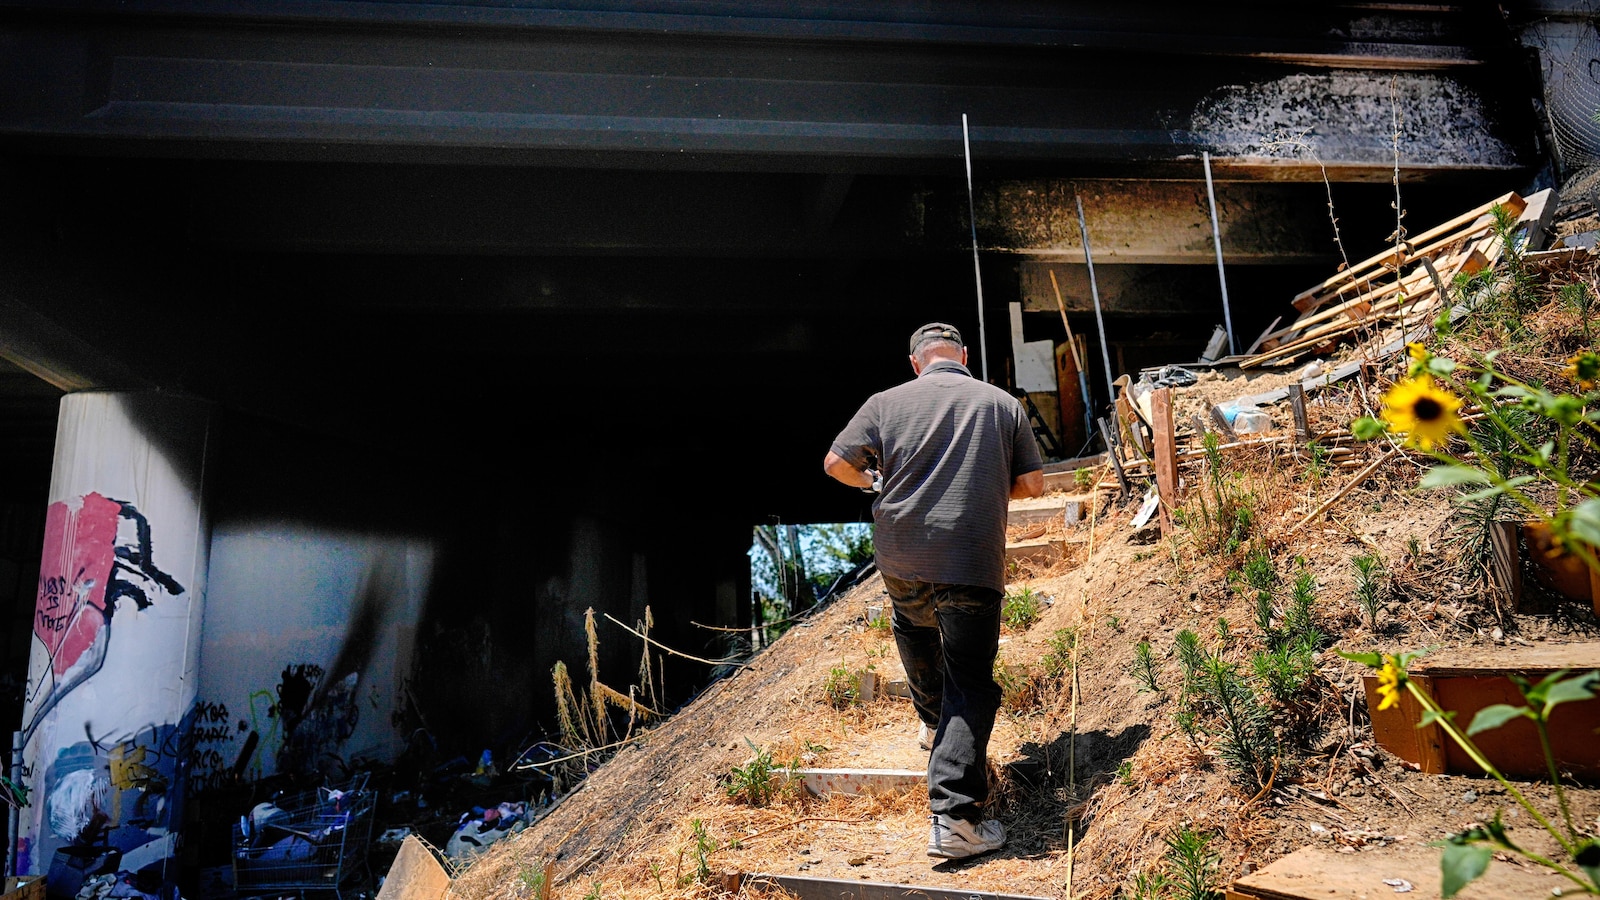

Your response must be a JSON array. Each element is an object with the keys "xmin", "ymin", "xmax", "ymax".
[
  {"xmin": 1010, "ymin": 469, "xmax": 1045, "ymax": 499},
  {"xmin": 824, "ymin": 450, "xmax": 876, "ymax": 489}
]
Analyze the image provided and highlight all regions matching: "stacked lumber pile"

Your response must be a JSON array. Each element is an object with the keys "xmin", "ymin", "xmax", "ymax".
[{"xmin": 1237, "ymin": 191, "xmax": 1526, "ymax": 370}]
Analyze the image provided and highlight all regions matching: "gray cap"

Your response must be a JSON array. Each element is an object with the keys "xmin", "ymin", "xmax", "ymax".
[{"xmin": 910, "ymin": 322, "xmax": 963, "ymax": 354}]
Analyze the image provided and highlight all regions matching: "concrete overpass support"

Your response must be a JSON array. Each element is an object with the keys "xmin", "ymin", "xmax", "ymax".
[{"xmin": 17, "ymin": 392, "xmax": 211, "ymax": 894}]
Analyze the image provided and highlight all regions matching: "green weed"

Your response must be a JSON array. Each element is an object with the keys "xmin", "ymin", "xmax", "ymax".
[
  {"xmin": 1041, "ymin": 627, "xmax": 1080, "ymax": 680},
  {"xmin": 1002, "ymin": 587, "xmax": 1044, "ymax": 630},
  {"xmin": 1131, "ymin": 640, "xmax": 1161, "ymax": 693},
  {"xmin": 1353, "ymin": 554, "xmax": 1384, "ymax": 632},
  {"xmin": 822, "ymin": 666, "xmax": 861, "ymax": 708},
  {"xmin": 1164, "ymin": 825, "xmax": 1222, "ymax": 900},
  {"xmin": 1197, "ymin": 655, "xmax": 1277, "ymax": 791},
  {"xmin": 725, "ymin": 738, "xmax": 791, "ymax": 806}
]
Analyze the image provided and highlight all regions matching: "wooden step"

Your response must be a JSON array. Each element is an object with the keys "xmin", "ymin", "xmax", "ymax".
[
  {"xmin": 1007, "ymin": 493, "xmax": 1090, "ymax": 526},
  {"xmin": 1006, "ymin": 537, "xmax": 1067, "ymax": 565},
  {"xmin": 735, "ymin": 874, "xmax": 1049, "ymax": 900},
  {"xmin": 1364, "ymin": 642, "xmax": 1600, "ymax": 779},
  {"xmin": 1227, "ymin": 843, "xmax": 1555, "ymax": 899}
]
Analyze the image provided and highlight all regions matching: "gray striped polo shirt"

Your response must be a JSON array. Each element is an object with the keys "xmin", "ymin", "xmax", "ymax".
[{"xmin": 829, "ymin": 359, "xmax": 1042, "ymax": 593}]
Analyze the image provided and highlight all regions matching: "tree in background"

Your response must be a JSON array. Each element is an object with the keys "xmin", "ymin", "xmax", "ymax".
[{"xmin": 750, "ymin": 522, "xmax": 873, "ymax": 646}]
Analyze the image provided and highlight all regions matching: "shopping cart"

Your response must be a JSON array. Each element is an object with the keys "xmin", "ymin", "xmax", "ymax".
[{"xmin": 232, "ymin": 774, "xmax": 375, "ymax": 900}]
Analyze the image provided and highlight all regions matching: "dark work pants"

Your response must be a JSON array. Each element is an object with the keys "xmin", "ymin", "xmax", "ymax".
[{"xmin": 881, "ymin": 574, "xmax": 1002, "ymax": 823}]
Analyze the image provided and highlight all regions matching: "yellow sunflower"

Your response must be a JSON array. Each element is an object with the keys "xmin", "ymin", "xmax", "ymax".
[
  {"xmin": 1380, "ymin": 375, "xmax": 1466, "ymax": 450},
  {"xmin": 1375, "ymin": 659, "xmax": 1404, "ymax": 711},
  {"xmin": 1562, "ymin": 351, "xmax": 1600, "ymax": 392}
]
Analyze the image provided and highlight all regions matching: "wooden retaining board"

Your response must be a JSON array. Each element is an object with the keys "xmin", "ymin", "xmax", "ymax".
[
  {"xmin": 738, "ymin": 873, "xmax": 1050, "ymax": 900},
  {"xmin": 1227, "ymin": 844, "xmax": 1558, "ymax": 899},
  {"xmin": 797, "ymin": 768, "xmax": 924, "ymax": 797},
  {"xmin": 1364, "ymin": 642, "xmax": 1600, "ymax": 778}
]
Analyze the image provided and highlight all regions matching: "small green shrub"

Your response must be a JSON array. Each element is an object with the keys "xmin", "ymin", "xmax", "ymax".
[
  {"xmin": 725, "ymin": 739, "xmax": 792, "ymax": 806},
  {"xmin": 1131, "ymin": 640, "xmax": 1161, "ymax": 693},
  {"xmin": 1041, "ymin": 627, "xmax": 1080, "ymax": 680},
  {"xmin": 1002, "ymin": 587, "xmax": 1044, "ymax": 630},
  {"xmin": 1164, "ymin": 825, "xmax": 1222, "ymax": 900},
  {"xmin": 1251, "ymin": 634, "xmax": 1320, "ymax": 706},
  {"xmin": 1353, "ymin": 554, "xmax": 1384, "ymax": 632},
  {"xmin": 1197, "ymin": 655, "xmax": 1277, "ymax": 791},
  {"xmin": 822, "ymin": 666, "xmax": 861, "ymax": 708}
]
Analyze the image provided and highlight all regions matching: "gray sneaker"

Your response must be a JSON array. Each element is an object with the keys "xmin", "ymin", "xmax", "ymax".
[
  {"xmin": 918, "ymin": 722, "xmax": 934, "ymax": 751},
  {"xmin": 927, "ymin": 814, "xmax": 1005, "ymax": 859}
]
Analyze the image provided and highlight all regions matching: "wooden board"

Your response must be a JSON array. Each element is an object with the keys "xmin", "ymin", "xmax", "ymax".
[
  {"xmin": 1365, "ymin": 643, "xmax": 1600, "ymax": 779},
  {"xmin": 739, "ymin": 874, "xmax": 1051, "ymax": 900},
  {"xmin": 1151, "ymin": 387, "xmax": 1177, "ymax": 532},
  {"xmin": 1410, "ymin": 641, "xmax": 1600, "ymax": 676},
  {"xmin": 1227, "ymin": 843, "xmax": 1558, "ymax": 900},
  {"xmin": 377, "ymin": 836, "xmax": 451, "ymax": 900}
]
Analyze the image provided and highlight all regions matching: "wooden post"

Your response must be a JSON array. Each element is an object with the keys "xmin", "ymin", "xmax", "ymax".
[
  {"xmin": 1288, "ymin": 383, "xmax": 1309, "ymax": 443},
  {"xmin": 1151, "ymin": 387, "xmax": 1178, "ymax": 531},
  {"xmin": 1488, "ymin": 520, "xmax": 1526, "ymax": 613},
  {"xmin": 1207, "ymin": 405, "xmax": 1238, "ymax": 442}
]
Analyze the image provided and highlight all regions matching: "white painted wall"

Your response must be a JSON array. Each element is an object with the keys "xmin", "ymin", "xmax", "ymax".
[{"xmin": 194, "ymin": 525, "xmax": 433, "ymax": 787}]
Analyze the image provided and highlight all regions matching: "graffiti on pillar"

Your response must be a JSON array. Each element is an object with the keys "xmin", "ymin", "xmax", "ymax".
[
  {"xmin": 24, "ymin": 492, "xmax": 186, "ymax": 747},
  {"xmin": 32, "ymin": 722, "xmax": 181, "ymax": 883}
]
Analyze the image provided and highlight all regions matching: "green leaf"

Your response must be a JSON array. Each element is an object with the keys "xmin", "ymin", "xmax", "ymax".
[
  {"xmin": 1454, "ymin": 485, "xmax": 1509, "ymax": 504},
  {"xmin": 1420, "ymin": 465, "xmax": 1491, "ymax": 489},
  {"xmin": 1336, "ymin": 649, "xmax": 1383, "ymax": 668},
  {"xmin": 1466, "ymin": 703, "xmax": 1528, "ymax": 735},
  {"xmin": 1570, "ymin": 499, "xmax": 1600, "ymax": 550},
  {"xmin": 1543, "ymin": 671, "xmax": 1600, "ymax": 715},
  {"xmin": 1418, "ymin": 708, "xmax": 1457, "ymax": 728},
  {"xmin": 1439, "ymin": 842, "xmax": 1493, "ymax": 898},
  {"xmin": 1427, "ymin": 356, "xmax": 1458, "ymax": 376},
  {"xmin": 1575, "ymin": 839, "xmax": 1600, "ymax": 891},
  {"xmin": 1351, "ymin": 417, "xmax": 1388, "ymax": 441}
]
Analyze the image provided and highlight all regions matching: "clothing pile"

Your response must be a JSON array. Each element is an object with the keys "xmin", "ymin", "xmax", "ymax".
[{"xmin": 444, "ymin": 801, "xmax": 531, "ymax": 862}]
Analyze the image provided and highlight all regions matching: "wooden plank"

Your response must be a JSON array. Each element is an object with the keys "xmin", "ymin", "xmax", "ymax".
[
  {"xmin": 1433, "ymin": 674, "xmax": 1600, "ymax": 779},
  {"xmin": 1151, "ymin": 387, "xmax": 1177, "ymax": 532},
  {"xmin": 1289, "ymin": 191, "xmax": 1523, "ymax": 310},
  {"xmin": 1099, "ymin": 416, "xmax": 1131, "ymax": 500},
  {"xmin": 1363, "ymin": 673, "xmax": 1446, "ymax": 774},
  {"xmin": 1489, "ymin": 520, "xmax": 1527, "ymax": 612},
  {"xmin": 1207, "ymin": 405, "xmax": 1238, "ymax": 441},
  {"xmin": 1287, "ymin": 384, "xmax": 1308, "ymax": 442},
  {"xmin": 1410, "ymin": 641, "xmax": 1600, "ymax": 676},
  {"xmin": 798, "ymin": 768, "xmax": 924, "ymax": 797},
  {"xmin": 1228, "ymin": 843, "xmax": 1558, "ymax": 900},
  {"xmin": 376, "ymin": 836, "xmax": 452, "ymax": 900},
  {"xmin": 1006, "ymin": 537, "xmax": 1065, "ymax": 565}
]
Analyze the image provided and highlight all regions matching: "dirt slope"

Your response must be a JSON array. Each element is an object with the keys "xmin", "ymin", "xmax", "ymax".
[{"xmin": 442, "ymin": 255, "xmax": 1600, "ymax": 900}]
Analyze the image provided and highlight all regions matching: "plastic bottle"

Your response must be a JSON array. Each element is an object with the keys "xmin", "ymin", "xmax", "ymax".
[{"xmin": 1232, "ymin": 408, "xmax": 1272, "ymax": 434}]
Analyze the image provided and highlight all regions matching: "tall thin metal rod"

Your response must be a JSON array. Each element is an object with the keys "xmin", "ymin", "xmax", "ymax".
[
  {"xmin": 1202, "ymin": 151, "xmax": 1237, "ymax": 356},
  {"xmin": 6, "ymin": 730, "xmax": 19, "ymax": 879},
  {"xmin": 1073, "ymin": 188, "xmax": 1116, "ymax": 403},
  {"xmin": 961, "ymin": 114, "xmax": 989, "ymax": 382}
]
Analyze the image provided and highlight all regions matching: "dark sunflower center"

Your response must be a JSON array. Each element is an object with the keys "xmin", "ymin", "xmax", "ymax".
[{"xmin": 1413, "ymin": 397, "xmax": 1443, "ymax": 422}]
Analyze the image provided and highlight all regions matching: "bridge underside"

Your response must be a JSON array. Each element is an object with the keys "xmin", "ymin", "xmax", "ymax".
[{"xmin": 0, "ymin": 1, "xmax": 1547, "ymax": 526}]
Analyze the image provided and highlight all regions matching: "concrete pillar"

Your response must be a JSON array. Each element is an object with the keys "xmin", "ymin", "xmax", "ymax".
[{"xmin": 16, "ymin": 392, "xmax": 211, "ymax": 895}]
